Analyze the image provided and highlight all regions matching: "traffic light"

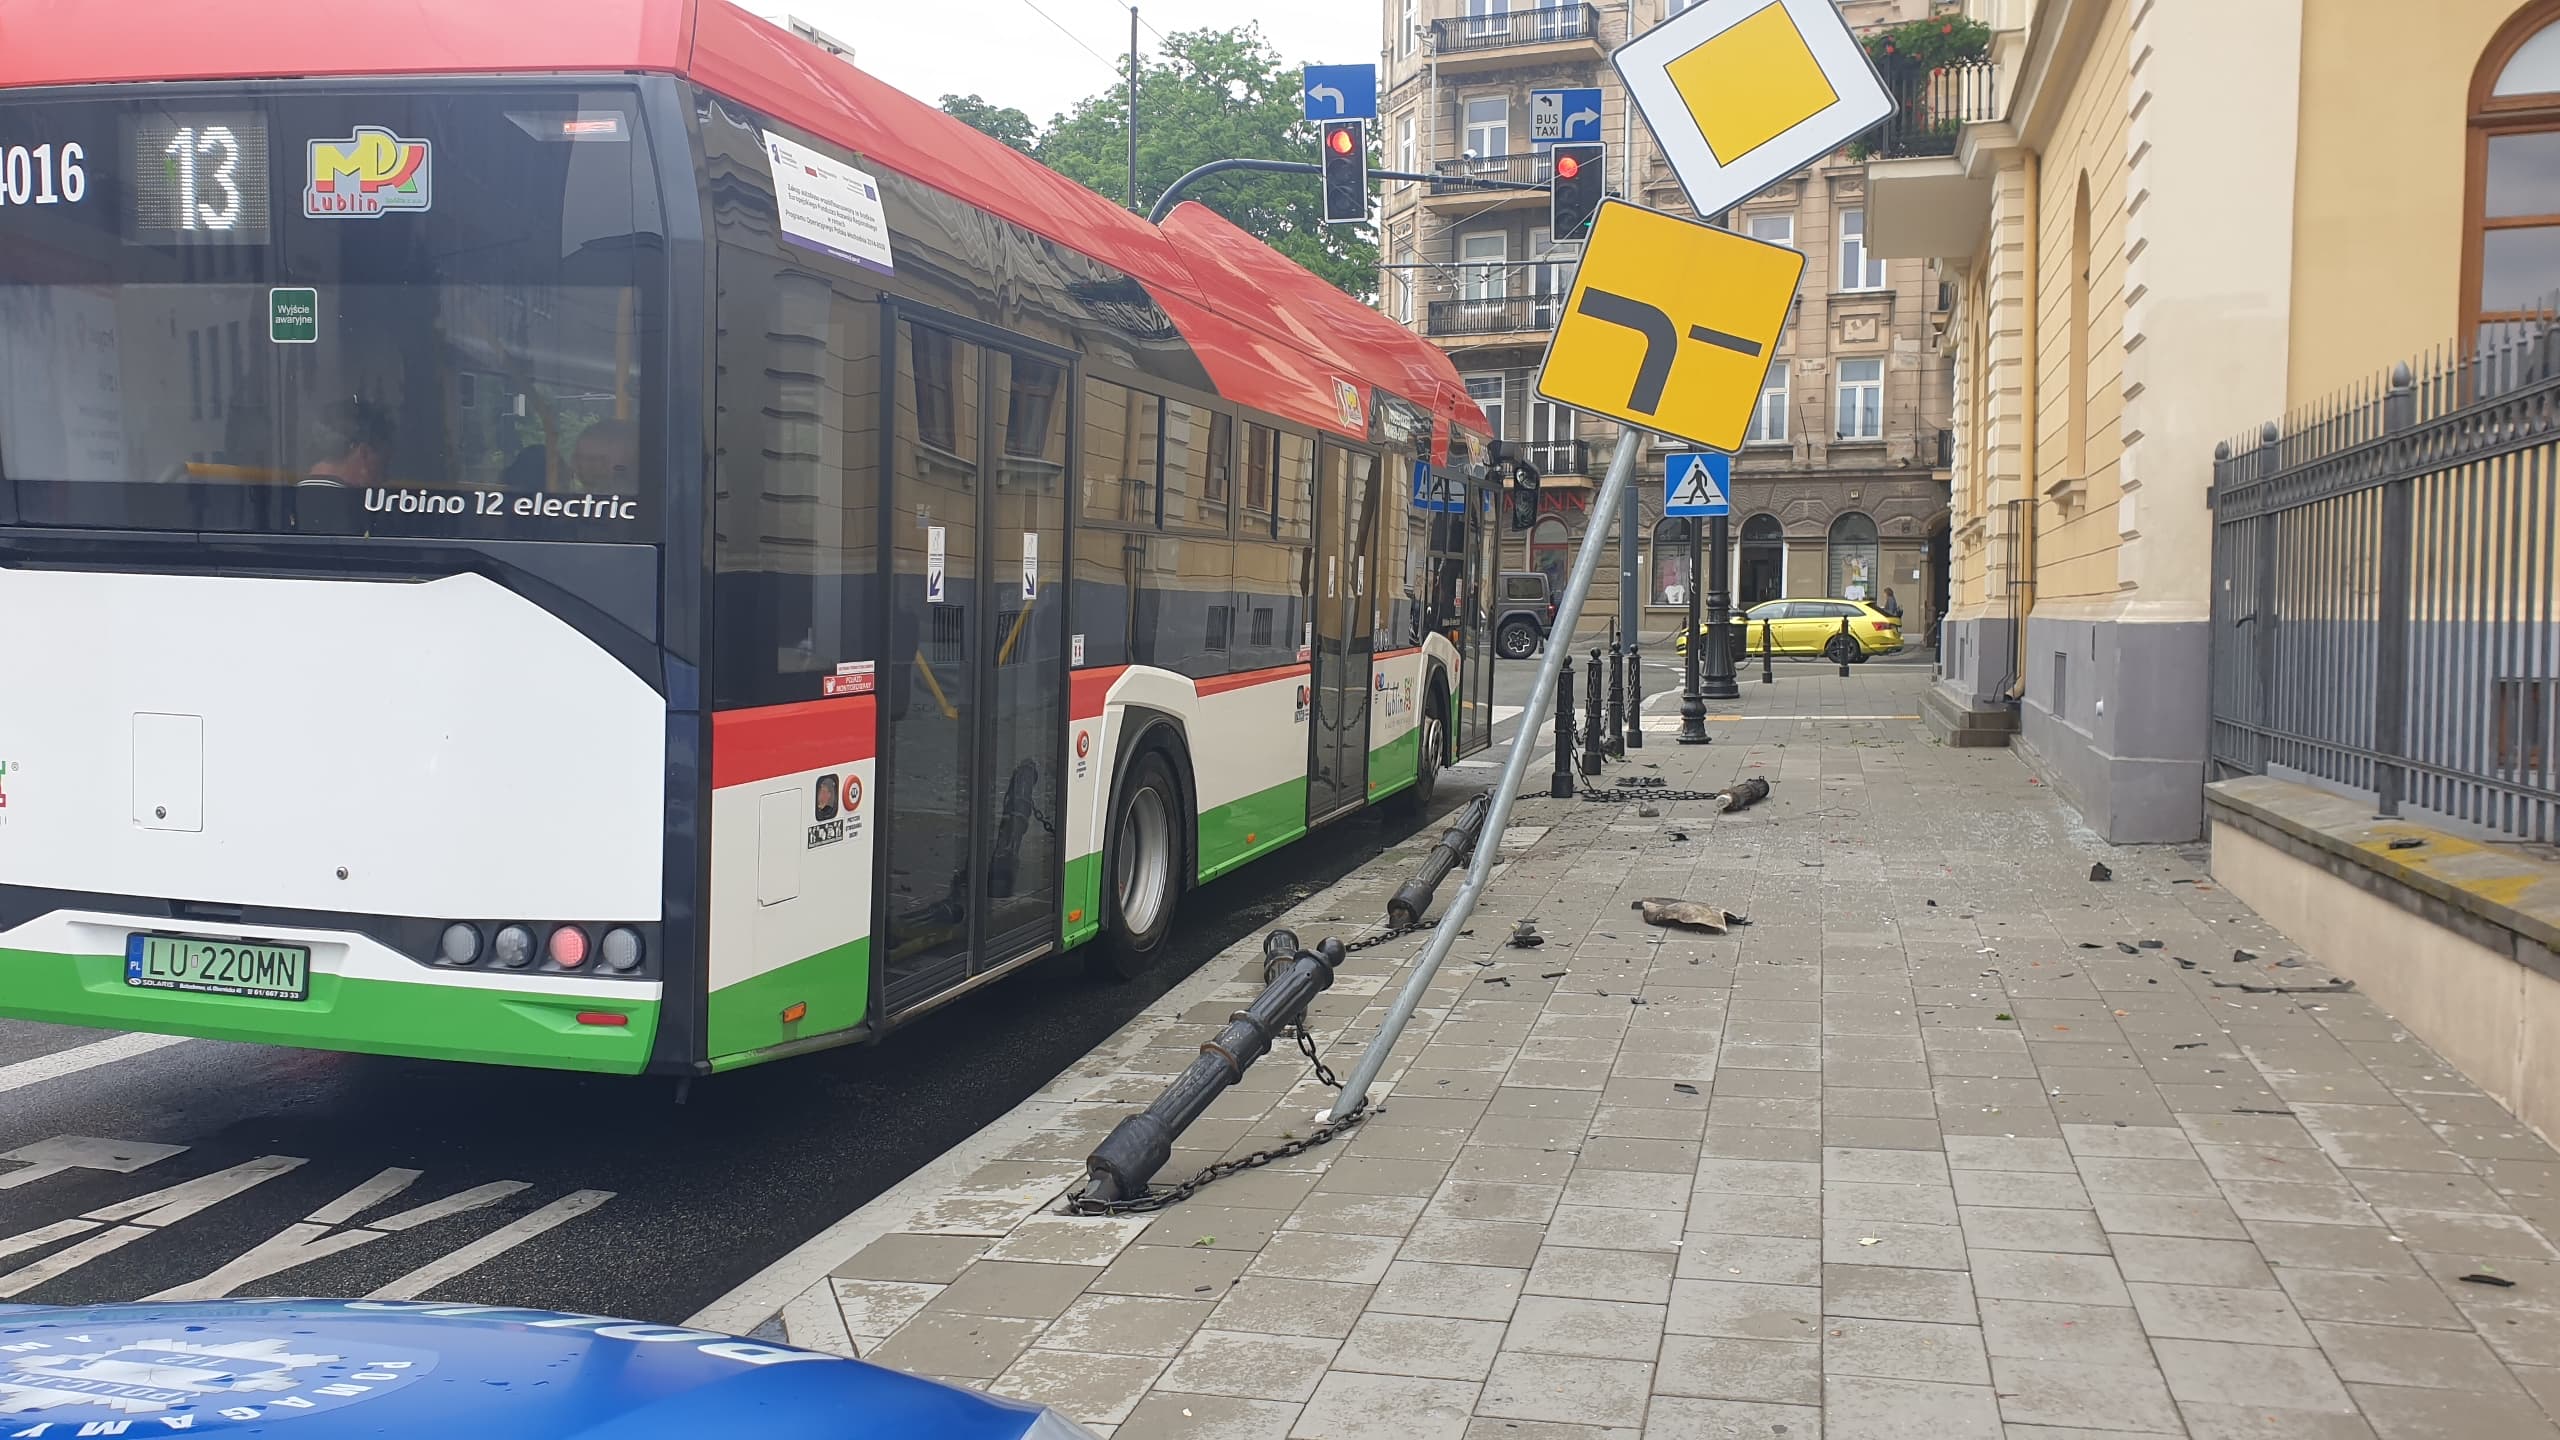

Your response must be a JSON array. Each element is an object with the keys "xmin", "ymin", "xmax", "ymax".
[
  {"xmin": 1320, "ymin": 119, "xmax": 1367, "ymax": 226},
  {"xmin": 1549, "ymin": 142, "xmax": 1605, "ymax": 243},
  {"xmin": 1507, "ymin": 458, "xmax": 1542, "ymax": 531}
]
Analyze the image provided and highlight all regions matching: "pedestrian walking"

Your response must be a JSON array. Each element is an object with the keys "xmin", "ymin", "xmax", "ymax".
[{"xmin": 1880, "ymin": 587, "xmax": 1904, "ymax": 620}]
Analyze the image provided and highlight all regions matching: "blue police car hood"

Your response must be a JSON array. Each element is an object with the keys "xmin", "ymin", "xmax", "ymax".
[{"xmin": 0, "ymin": 1299, "xmax": 1086, "ymax": 1438}]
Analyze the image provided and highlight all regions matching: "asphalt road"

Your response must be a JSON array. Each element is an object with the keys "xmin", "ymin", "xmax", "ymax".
[{"xmin": 0, "ymin": 743, "xmax": 1530, "ymax": 1327}]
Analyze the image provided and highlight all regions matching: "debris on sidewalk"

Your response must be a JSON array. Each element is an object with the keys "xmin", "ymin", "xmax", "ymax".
[
  {"xmin": 2089, "ymin": 862, "xmax": 2113, "ymax": 881},
  {"xmin": 2389, "ymin": 836, "xmax": 2427, "ymax": 850},
  {"xmin": 2460, "ymin": 1273, "xmax": 2518, "ymax": 1287},
  {"xmin": 2211, "ymin": 976, "xmax": 2355, "ymax": 995},
  {"xmin": 1508, "ymin": 920, "xmax": 1545, "ymax": 949},
  {"xmin": 1633, "ymin": 897, "xmax": 1746, "ymax": 933},
  {"xmin": 1714, "ymin": 777, "xmax": 1772, "ymax": 813}
]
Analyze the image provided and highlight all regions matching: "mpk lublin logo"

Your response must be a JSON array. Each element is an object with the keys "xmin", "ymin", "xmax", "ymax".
[{"xmin": 304, "ymin": 127, "xmax": 432, "ymax": 218}]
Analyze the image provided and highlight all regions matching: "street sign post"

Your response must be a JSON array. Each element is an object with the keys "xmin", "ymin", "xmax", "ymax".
[
  {"xmin": 1302, "ymin": 64, "xmax": 1379, "ymax": 120},
  {"xmin": 1664, "ymin": 453, "xmax": 1732, "ymax": 517},
  {"xmin": 1529, "ymin": 87, "xmax": 1604, "ymax": 145},
  {"xmin": 1533, "ymin": 200, "xmax": 1802, "ymax": 454},
  {"xmin": 1613, "ymin": 0, "xmax": 1890, "ymax": 217}
]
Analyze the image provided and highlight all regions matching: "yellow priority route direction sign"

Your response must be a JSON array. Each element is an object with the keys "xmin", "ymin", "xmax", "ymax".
[
  {"xmin": 1534, "ymin": 200, "xmax": 1802, "ymax": 455},
  {"xmin": 1614, "ymin": 0, "xmax": 1891, "ymax": 218}
]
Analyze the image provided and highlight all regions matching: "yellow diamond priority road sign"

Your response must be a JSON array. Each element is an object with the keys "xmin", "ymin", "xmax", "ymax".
[
  {"xmin": 1616, "ymin": 0, "xmax": 1891, "ymax": 217},
  {"xmin": 1535, "ymin": 200, "xmax": 1802, "ymax": 454}
]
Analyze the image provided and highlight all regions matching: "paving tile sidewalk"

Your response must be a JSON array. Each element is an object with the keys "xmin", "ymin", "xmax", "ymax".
[{"xmin": 779, "ymin": 668, "xmax": 2560, "ymax": 1439}]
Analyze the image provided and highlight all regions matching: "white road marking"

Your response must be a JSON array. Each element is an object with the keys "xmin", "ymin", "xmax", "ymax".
[
  {"xmin": 366, "ymin": 1189, "xmax": 614, "ymax": 1301},
  {"xmin": 148, "ymin": 1170, "xmax": 531, "ymax": 1301},
  {"xmin": 1492, "ymin": 705, "xmax": 1525, "ymax": 725},
  {"xmin": 0, "ymin": 1032, "xmax": 190, "ymax": 1095},
  {"xmin": 0, "ymin": 1135, "xmax": 187, "ymax": 1190},
  {"xmin": 0, "ymin": 1154, "xmax": 304, "ymax": 1297}
]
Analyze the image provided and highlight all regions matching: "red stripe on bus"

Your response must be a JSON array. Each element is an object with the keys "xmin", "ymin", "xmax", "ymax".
[
  {"xmin": 1198, "ymin": 662, "xmax": 1311, "ymax": 698},
  {"xmin": 1373, "ymin": 646, "xmax": 1424, "ymax": 661},
  {"xmin": 713, "ymin": 697, "xmax": 877, "ymax": 789},
  {"xmin": 1072, "ymin": 666, "xmax": 1131, "ymax": 720}
]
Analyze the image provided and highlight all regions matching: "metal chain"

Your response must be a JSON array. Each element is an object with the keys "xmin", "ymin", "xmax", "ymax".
[
  {"xmin": 1058, "ymin": 918, "xmax": 1445, "ymax": 1217},
  {"xmin": 1063, "ymin": 1097, "xmax": 1376, "ymax": 1216}
]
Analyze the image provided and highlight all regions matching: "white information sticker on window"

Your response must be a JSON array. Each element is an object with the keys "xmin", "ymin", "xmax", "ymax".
[
  {"xmin": 1023, "ymin": 532, "xmax": 1038, "ymax": 599},
  {"xmin": 1072, "ymin": 632, "xmax": 1087, "ymax": 666},
  {"xmin": 761, "ymin": 129, "xmax": 895, "ymax": 276},
  {"xmin": 926, "ymin": 525, "xmax": 946, "ymax": 604}
]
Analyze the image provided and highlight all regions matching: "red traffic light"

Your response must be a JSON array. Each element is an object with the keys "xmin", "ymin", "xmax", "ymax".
[
  {"xmin": 1328, "ymin": 127, "xmax": 1357, "ymax": 156},
  {"xmin": 1555, "ymin": 154, "xmax": 1581, "ymax": 179}
]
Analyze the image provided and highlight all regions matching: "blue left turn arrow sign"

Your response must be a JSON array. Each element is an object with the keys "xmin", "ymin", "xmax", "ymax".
[{"xmin": 1303, "ymin": 64, "xmax": 1379, "ymax": 120}]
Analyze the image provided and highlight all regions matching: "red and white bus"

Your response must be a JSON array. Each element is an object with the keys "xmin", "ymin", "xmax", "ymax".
[{"xmin": 0, "ymin": 0, "xmax": 1501, "ymax": 1075}]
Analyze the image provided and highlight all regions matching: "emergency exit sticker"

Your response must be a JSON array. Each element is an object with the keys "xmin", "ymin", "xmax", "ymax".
[
  {"xmin": 269, "ymin": 288, "xmax": 318, "ymax": 344},
  {"xmin": 926, "ymin": 526, "xmax": 946, "ymax": 604},
  {"xmin": 1023, "ymin": 532, "xmax": 1038, "ymax": 599}
]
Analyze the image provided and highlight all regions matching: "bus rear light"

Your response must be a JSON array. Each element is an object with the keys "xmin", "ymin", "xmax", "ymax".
[
  {"xmin": 781, "ymin": 1002, "xmax": 808, "ymax": 1024},
  {"xmin": 575, "ymin": 1011, "xmax": 628, "ymax": 1027},
  {"xmin": 600, "ymin": 927, "xmax": 644, "ymax": 973},
  {"xmin": 548, "ymin": 925, "xmax": 591, "ymax": 969},
  {"xmin": 493, "ymin": 924, "xmax": 537, "ymax": 969},
  {"xmin": 438, "ymin": 923, "xmax": 482, "ymax": 967}
]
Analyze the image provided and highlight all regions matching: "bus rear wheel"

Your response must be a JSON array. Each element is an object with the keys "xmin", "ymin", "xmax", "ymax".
[
  {"xmin": 1088, "ymin": 749, "xmax": 1184, "ymax": 980},
  {"xmin": 1387, "ymin": 689, "xmax": 1446, "ymax": 817}
]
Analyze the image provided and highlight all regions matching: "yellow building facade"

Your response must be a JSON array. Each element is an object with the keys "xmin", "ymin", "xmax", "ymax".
[{"xmin": 1871, "ymin": 0, "xmax": 2555, "ymax": 842}]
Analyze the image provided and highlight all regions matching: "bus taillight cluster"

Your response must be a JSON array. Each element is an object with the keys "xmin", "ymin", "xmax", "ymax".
[{"xmin": 438, "ymin": 921, "xmax": 646, "ymax": 976}]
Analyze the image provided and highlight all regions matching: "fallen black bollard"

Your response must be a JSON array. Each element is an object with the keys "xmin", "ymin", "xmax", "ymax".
[
  {"xmin": 1081, "ymin": 929, "xmax": 1350, "ymax": 1206},
  {"xmin": 1389, "ymin": 794, "xmax": 1492, "ymax": 928},
  {"xmin": 1716, "ymin": 777, "xmax": 1771, "ymax": 813}
]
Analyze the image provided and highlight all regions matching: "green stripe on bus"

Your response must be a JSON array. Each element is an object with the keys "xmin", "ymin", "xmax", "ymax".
[
  {"xmin": 1367, "ymin": 728, "xmax": 1420, "ymax": 801},
  {"xmin": 1064, "ymin": 852, "xmax": 1103, "ymax": 949},
  {"xmin": 705, "ymin": 936, "xmax": 869, "ymax": 1062},
  {"xmin": 0, "ymin": 947, "xmax": 656, "ymax": 1074},
  {"xmin": 1198, "ymin": 776, "xmax": 1310, "ymax": 884}
]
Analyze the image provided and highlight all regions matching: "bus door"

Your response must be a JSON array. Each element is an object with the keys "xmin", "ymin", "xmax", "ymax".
[
  {"xmin": 878, "ymin": 318, "xmax": 1071, "ymax": 1018},
  {"xmin": 1309, "ymin": 441, "xmax": 1381, "ymax": 823}
]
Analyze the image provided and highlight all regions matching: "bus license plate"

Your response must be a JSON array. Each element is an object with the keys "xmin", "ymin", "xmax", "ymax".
[{"xmin": 125, "ymin": 934, "xmax": 311, "ymax": 1002}]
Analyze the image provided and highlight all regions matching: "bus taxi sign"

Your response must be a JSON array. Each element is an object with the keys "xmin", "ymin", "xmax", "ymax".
[
  {"xmin": 1534, "ymin": 200, "xmax": 1801, "ymax": 454},
  {"xmin": 1613, "ymin": 0, "xmax": 1890, "ymax": 217}
]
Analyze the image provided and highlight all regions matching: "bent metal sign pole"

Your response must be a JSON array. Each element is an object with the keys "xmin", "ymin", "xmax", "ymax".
[{"xmin": 1330, "ymin": 428, "xmax": 1643, "ymax": 1114}]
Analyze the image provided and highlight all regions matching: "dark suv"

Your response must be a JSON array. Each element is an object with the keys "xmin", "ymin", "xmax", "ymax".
[{"xmin": 1496, "ymin": 571, "xmax": 1558, "ymax": 660}]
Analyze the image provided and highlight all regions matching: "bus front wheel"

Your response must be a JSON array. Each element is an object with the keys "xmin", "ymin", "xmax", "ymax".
[{"xmin": 1089, "ymin": 748, "xmax": 1185, "ymax": 980}]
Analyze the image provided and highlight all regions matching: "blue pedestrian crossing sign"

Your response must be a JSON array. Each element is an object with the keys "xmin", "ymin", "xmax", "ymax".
[
  {"xmin": 1411, "ymin": 460, "xmax": 1465, "ymax": 513},
  {"xmin": 1303, "ymin": 65, "xmax": 1379, "ymax": 120},
  {"xmin": 1531, "ymin": 88, "xmax": 1605, "ymax": 145},
  {"xmin": 1664, "ymin": 452, "xmax": 1732, "ymax": 517}
]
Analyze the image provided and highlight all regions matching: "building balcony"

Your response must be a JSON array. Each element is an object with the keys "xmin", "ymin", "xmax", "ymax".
[
  {"xmin": 1426, "ymin": 4, "xmax": 1605, "ymax": 76},
  {"xmin": 1423, "ymin": 151, "xmax": 1560, "ymax": 212},
  {"xmin": 1425, "ymin": 294, "xmax": 1564, "ymax": 342},
  {"xmin": 1524, "ymin": 438, "xmax": 1591, "ymax": 478},
  {"xmin": 1863, "ymin": 58, "xmax": 2005, "ymax": 263}
]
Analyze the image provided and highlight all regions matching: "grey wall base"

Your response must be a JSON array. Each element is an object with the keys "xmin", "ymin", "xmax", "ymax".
[
  {"xmin": 2014, "ymin": 614, "xmax": 2211, "ymax": 845},
  {"xmin": 1925, "ymin": 617, "xmax": 2020, "ymax": 748}
]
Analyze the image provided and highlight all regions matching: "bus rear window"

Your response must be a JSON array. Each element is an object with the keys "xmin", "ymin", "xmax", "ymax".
[{"xmin": 0, "ymin": 85, "xmax": 666, "ymax": 539}]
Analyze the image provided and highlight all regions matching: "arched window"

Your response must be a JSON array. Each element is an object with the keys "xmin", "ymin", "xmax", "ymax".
[
  {"xmin": 1827, "ymin": 511, "xmax": 1879, "ymax": 601},
  {"xmin": 1739, "ymin": 513, "xmax": 1786, "ymax": 607},
  {"xmin": 2467, "ymin": 5, "xmax": 2560, "ymax": 341},
  {"xmin": 1529, "ymin": 516, "xmax": 1571, "ymax": 593},
  {"xmin": 1650, "ymin": 517, "xmax": 1694, "ymax": 606}
]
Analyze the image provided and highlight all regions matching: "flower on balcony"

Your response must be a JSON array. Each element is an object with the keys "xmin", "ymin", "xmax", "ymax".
[{"xmin": 1860, "ymin": 14, "xmax": 1990, "ymax": 68}]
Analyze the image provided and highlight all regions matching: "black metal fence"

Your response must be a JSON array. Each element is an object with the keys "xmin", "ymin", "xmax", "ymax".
[
  {"xmin": 1427, "ymin": 3, "xmax": 1600, "ymax": 56},
  {"xmin": 1866, "ymin": 59, "xmax": 2001, "ymax": 161},
  {"xmin": 1425, "ymin": 295, "xmax": 1562, "ymax": 338},
  {"xmin": 2209, "ymin": 319, "xmax": 2560, "ymax": 843}
]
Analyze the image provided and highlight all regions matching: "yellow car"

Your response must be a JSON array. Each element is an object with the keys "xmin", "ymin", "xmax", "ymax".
[{"xmin": 1674, "ymin": 598, "xmax": 1905, "ymax": 665}]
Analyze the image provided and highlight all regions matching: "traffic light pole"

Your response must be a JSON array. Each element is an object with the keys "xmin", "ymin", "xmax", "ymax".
[{"xmin": 1145, "ymin": 161, "xmax": 1542, "ymax": 224}]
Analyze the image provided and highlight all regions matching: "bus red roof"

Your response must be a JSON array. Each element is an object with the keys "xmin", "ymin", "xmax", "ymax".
[{"xmin": 0, "ymin": 0, "xmax": 1487, "ymax": 448}]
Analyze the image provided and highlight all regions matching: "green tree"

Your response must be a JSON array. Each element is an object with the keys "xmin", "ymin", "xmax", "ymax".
[
  {"xmin": 939, "ymin": 93, "xmax": 1039, "ymax": 153},
  {"xmin": 1036, "ymin": 25, "xmax": 1378, "ymax": 297}
]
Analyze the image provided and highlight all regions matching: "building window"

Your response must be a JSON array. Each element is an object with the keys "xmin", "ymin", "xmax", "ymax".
[
  {"xmin": 1667, "ymin": 0, "xmax": 1703, "ymax": 12},
  {"xmin": 1399, "ymin": 0, "xmax": 1417, "ymax": 57},
  {"xmin": 1463, "ymin": 95, "xmax": 1509, "ymax": 166},
  {"xmin": 1395, "ymin": 240, "xmax": 1416, "ymax": 324},
  {"xmin": 2066, "ymin": 173, "xmax": 2091, "ymax": 483},
  {"xmin": 1839, "ymin": 206, "xmax": 1887, "ymax": 290},
  {"xmin": 1460, "ymin": 232, "xmax": 1507, "ymax": 305},
  {"xmin": 1528, "ymin": 397, "xmax": 1577, "ymax": 475},
  {"xmin": 1465, "ymin": 0, "xmax": 1512, "ymax": 39},
  {"xmin": 2467, "ymin": 7, "xmax": 2560, "ymax": 342},
  {"xmin": 1739, "ymin": 513, "xmax": 1785, "ymax": 607},
  {"xmin": 1651, "ymin": 517, "xmax": 1694, "ymax": 606},
  {"xmin": 1528, "ymin": 226, "xmax": 1575, "ymax": 327},
  {"xmin": 1530, "ymin": 515, "xmax": 1571, "ymax": 592},
  {"xmin": 1747, "ymin": 212, "xmax": 1794, "ymax": 248},
  {"xmin": 1398, "ymin": 114, "xmax": 1416, "ymax": 183},
  {"xmin": 1836, "ymin": 357, "xmax": 1883, "ymax": 439},
  {"xmin": 1465, "ymin": 373, "xmax": 1506, "ymax": 441},
  {"xmin": 1827, "ymin": 511, "xmax": 1879, "ymax": 601},
  {"xmin": 1748, "ymin": 364, "xmax": 1790, "ymax": 445}
]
